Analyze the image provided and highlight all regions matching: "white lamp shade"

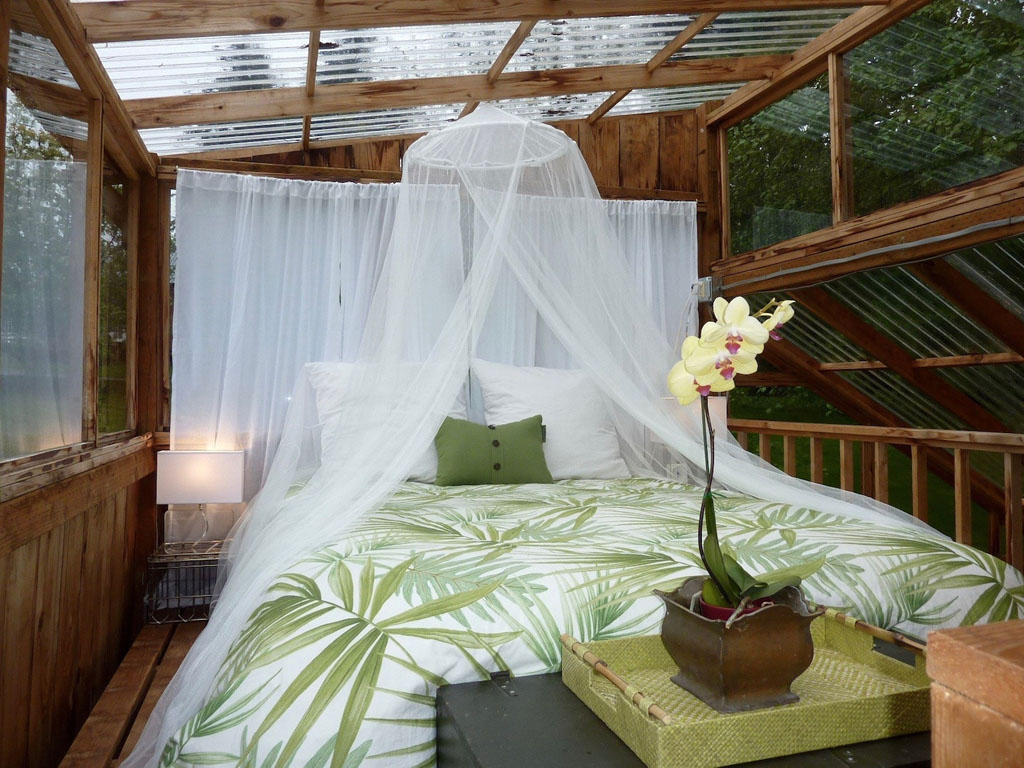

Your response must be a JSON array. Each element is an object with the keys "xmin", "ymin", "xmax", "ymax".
[
  {"xmin": 656, "ymin": 395, "xmax": 729, "ymax": 441},
  {"xmin": 156, "ymin": 450, "xmax": 244, "ymax": 504}
]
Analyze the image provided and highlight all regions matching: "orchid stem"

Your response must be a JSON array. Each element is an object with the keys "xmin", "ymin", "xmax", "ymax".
[{"xmin": 697, "ymin": 396, "xmax": 728, "ymax": 602}]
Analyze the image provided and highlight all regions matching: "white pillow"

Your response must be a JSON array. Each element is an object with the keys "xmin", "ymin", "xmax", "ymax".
[
  {"xmin": 305, "ymin": 362, "xmax": 468, "ymax": 483},
  {"xmin": 471, "ymin": 359, "xmax": 630, "ymax": 480}
]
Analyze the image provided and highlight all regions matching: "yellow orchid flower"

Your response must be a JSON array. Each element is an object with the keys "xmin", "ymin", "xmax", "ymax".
[
  {"xmin": 701, "ymin": 296, "xmax": 770, "ymax": 355},
  {"xmin": 761, "ymin": 299, "xmax": 796, "ymax": 341},
  {"xmin": 668, "ymin": 358, "xmax": 734, "ymax": 405},
  {"xmin": 684, "ymin": 342, "xmax": 758, "ymax": 382}
]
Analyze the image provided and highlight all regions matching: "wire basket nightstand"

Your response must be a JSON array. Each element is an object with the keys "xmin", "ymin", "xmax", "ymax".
[{"xmin": 144, "ymin": 541, "xmax": 223, "ymax": 623}]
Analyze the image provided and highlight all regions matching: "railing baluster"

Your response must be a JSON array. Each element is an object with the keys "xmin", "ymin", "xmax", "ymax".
[
  {"xmin": 810, "ymin": 437, "xmax": 824, "ymax": 484},
  {"xmin": 735, "ymin": 431, "xmax": 748, "ymax": 451},
  {"xmin": 874, "ymin": 444, "xmax": 889, "ymax": 503},
  {"xmin": 861, "ymin": 443, "xmax": 875, "ymax": 498},
  {"xmin": 911, "ymin": 445, "xmax": 928, "ymax": 523},
  {"xmin": 1006, "ymin": 453, "xmax": 1023, "ymax": 570},
  {"xmin": 760, "ymin": 434, "xmax": 772, "ymax": 464},
  {"xmin": 954, "ymin": 448, "xmax": 972, "ymax": 546},
  {"xmin": 783, "ymin": 435, "xmax": 797, "ymax": 477},
  {"xmin": 840, "ymin": 440, "xmax": 855, "ymax": 491}
]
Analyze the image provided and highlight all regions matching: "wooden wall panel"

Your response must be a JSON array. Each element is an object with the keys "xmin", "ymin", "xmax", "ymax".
[
  {"xmin": 245, "ymin": 111, "xmax": 702, "ymax": 196},
  {"xmin": 0, "ymin": 474, "xmax": 148, "ymax": 768}
]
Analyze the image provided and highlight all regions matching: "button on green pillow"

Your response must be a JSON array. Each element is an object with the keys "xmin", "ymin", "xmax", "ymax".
[{"xmin": 434, "ymin": 415, "xmax": 553, "ymax": 486}]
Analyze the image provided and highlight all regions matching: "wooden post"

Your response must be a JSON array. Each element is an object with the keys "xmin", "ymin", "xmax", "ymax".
[
  {"xmin": 873, "ymin": 443, "xmax": 888, "ymax": 503},
  {"xmin": 861, "ymin": 442, "xmax": 875, "ymax": 498},
  {"xmin": 954, "ymin": 448, "xmax": 972, "ymax": 545},
  {"xmin": 718, "ymin": 127, "xmax": 730, "ymax": 260},
  {"xmin": 911, "ymin": 444, "xmax": 928, "ymax": 522},
  {"xmin": 759, "ymin": 434, "xmax": 772, "ymax": 464},
  {"xmin": 1006, "ymin": 453, "xmax": 1023, "ymax": 571},
  {"xmin": 124, "ymin": 179, "xmax": 140, "ymax": 431},
  {"xmin": 735, "ymin": 431, "xmax": 748, "ymax": 451},
  {"xmin": 783, "ymin": 435, "xmax": 797, "ymax": 477},
  {"xmin": 840, "ymin": 440, "xmax": 855, "ymax": 491},
  {"xmin": 82, "ymin": 98, "xmax": 105, "ymax": 443},
  {"xmin": 809, "ymin": 437, "xmax": 824, "ymax": 484},
  {"xmin": 695, "ymin": 101, "xmax": 723, "ymax": 285},
  {"xmin": 827, "ymin": 52, "xmax": 853, "ymax": 223}
]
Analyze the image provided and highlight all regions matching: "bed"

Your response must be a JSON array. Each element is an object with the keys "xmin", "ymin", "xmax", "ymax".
[{"xmin": 155, "ymin": 478, "xmax": 1024, "ymax": 767}]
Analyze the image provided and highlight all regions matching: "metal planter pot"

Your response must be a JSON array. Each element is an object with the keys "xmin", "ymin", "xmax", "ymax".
[{"xmin": 654, "ymin": 576, "xmax": 823, "ymax": 713}]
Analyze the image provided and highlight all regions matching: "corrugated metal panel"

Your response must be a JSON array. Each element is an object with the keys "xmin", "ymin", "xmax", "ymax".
[
  {"xmin": 672, "ymin": 10, "xmax": 856, "ymax": 60},
  {"xmin": 495, "ymin": 92, "xmax": 613, "ymax": 121},
  {"xmin": 95, "ymin": 33, "xmax": 309, "ymax": 99},
  {"xmin": 608, "ymin": 83, "xmax": 744, "ymax": 116},
  {"xmin": 318, "ymin": 22, "xmax": 519, "ymax": 85},
  {"xmin": 310, "ymin": 104, "xmax": 461, "ymax": 143},
  {"xmin": 505, "ymin": 15, "xmax": 696, "ymax": 72},
  {"xmin": 838, "ymin": 369, "xmax": 966, "ymax": 429},
  {"xmin": 9, "ymin": 30, "xmax": 78, "ymax": 87},
  {"xmin": 821, "ymin": 268, "xmax": 1008, "ymax": 358},
  {"xmin": 947, "ymin": 236, "xmax": 1024, "ymax": 319},
  {"xmin": 747, "ymin": 291, "xmax": 868, "ymax": 364},
  {"xmin": 139, "ymin": 117, "xmax": 304, "ymax": 155},
  {"xmin": 27, "ymin": 109, "xmax": 88, "ymax": 142}
]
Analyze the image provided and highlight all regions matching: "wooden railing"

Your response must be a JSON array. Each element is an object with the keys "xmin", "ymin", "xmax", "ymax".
[{"xmin": 729, "ymin": 419, "xmax": 1024, "ymax": 570}]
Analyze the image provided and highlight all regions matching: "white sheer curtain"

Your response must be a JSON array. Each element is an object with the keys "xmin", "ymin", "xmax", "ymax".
[
  {"xmin": 171, "ymin": 172, "xmax": 400, "ymax": 500},
  {"xmin": 0, "ymin": 159, "xmax": 87, "ymax": 459},
  {"xmin": 172, "ymin": 169, "xmax": 697, "ymax": 502}
]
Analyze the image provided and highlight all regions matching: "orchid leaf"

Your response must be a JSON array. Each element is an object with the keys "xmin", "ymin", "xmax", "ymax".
[{"xmin": 740, "ymin": 555, "xmax": 827, "ymax": 600}]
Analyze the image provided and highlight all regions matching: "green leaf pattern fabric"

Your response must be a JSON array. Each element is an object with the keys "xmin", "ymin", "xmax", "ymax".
[{"xmin": 159, "ymin": 479, "xmax": 1024, "ymax": 767}]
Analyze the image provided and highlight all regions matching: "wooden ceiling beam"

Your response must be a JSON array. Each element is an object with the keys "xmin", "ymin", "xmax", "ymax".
[
  {"xmin": 74, "ymin": 0, "xmax": 885, "ymax": 43},
  {"xmin": 461, "ymin": 20, "xmax": 537, "ymax": 119},
  {"xmin": 126, "ymin": 54, "xmax": 788, "ymax": 129},
  {"xmin": 26, "ymin": 0, "xmax": 154, "ymax": 176},
  {"xmin": 300, "ymin": 29, "xmax": 319, "ymax": 152},
  {"xmin": 908, "ymin": 259, "xmax": 1024, "ymax": 360},
  {"xmin": 587, "ymin": 12, "xmax": 718, "ymax": 124},
  {"xmin": 794, "ymin": 286, "xmax": 1011, "ymax": 434},
  {"xmin": 707, "ymin": 0, "xmax": 932, "ymax": 129}
]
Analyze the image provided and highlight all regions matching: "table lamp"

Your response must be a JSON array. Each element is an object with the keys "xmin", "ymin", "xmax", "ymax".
[{"xmin": 156, "ymin": 450, "xmax": 244, "ymax": 540}]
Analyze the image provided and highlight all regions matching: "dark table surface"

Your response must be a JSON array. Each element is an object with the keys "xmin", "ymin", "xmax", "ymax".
[{"xmin": 436, "ymin": 673, "xmax": 930, "ymax": 768}]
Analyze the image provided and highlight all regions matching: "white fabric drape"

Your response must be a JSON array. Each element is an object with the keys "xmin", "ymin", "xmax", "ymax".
[
  {"xmin": 171, "ymin": 170, "xmax": 697, "ymax": 497},
  {"xmin": 0, "ymin": 159, "xmax": 87, "ymax": 459},
  {"xmin": 171, "ymin": 173, "xmax": 401, "ymax": 497},
  {"xmin": 126, "ymin": 108, "xmax": 931, "ymax": 768}
]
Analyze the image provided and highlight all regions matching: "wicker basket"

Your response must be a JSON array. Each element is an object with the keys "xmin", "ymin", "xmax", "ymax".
[
  {"xmin": 144, "ymin": 541, "xmax": 223, "ymax": 623},
  {"xmin": 561, "ymin": 617, "xmax": 930, "ymax": 768}
]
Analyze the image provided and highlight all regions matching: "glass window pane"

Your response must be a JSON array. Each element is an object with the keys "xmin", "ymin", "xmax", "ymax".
[
  {"xmin": 727, "ymin": 73, "xmax": 832, "ymax": 254},
  {"xmin": 1, "ymin": 85, "xmax": 88, "ymax": 459},
  {"xmin": 848, "ymin": 0, "xmax": 1024, "ymax": 216},
  {"xmin": 99, "ymin": 160, "xmax": 129, "ymax": 433}
]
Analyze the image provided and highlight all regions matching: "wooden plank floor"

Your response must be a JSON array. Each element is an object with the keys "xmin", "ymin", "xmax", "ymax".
[{"xmin": 60, "ymin": 622, "xmax": 206, "ymax": 768}]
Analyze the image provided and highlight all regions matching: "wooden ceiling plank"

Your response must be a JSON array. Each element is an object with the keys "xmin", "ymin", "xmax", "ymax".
[
  {"xmin": 707, "ymin": 0, "xmax": 932, "ymax": 129},
  {"xmin": 126, "ymin": 54, "xmax": 789, "ymax": 129},
  {"xmin": 908, "ymin": 259, "xmax": 1024, "ymax": 360},
  {"xmin": 587, "ymin": 12, "xmax": 718, "ymax": 124},
  {"xmin": 301, "ymin": 29, "xmax": 319, "ymax": 151},
  {"xmin": 75, "ymin": 0, "xmax": 886, "ymax": 43},
  {"xmin": 794, "ymin": 286, "xmax": 1012, "ymax": 434},
  {"xmin": 25, "ymin": 0, "xmax": 154, "ymax": 175}
]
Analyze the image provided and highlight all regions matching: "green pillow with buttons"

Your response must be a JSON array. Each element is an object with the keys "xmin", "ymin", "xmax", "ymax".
[{"xmin": 434, "ymin": 415, "xmax": 553, "ymax": 486}]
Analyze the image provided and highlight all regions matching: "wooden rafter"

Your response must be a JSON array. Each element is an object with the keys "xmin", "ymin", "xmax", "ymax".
[
  {"xmin": 587, "ymin": 12, "xmax": 718, "ymax": 124},
  {"xmin": 794, "ymin": 286, "xmax": 1011, "ymax": 434},
  {"xmin": 908, "ymin": 259, "xmax": 1024, "ymax": 359},
  {"xmin": 461, "ymin": 20, "xmax": 537, "ymax": 118},
  {"xmin": 26, "ymin": 0, "xmax": 154, "ymax": 175},
  {"xmin": 74, "ymin": 0, "xmax": 885, "ymax": 43},
  {"xmin": 301, "ymin": 29, "xmax": 320, "ymax": 151},
  {"xmin": 707, "ymin": 0, "xmax": 932, "ymax": 128},
  {"xmin": 714, "ymin": 165, "xmax": 1024, "ymax": 295},
  {"xmin": 126, "ymin": 55, "xmax": 787, "ymax": 129}
]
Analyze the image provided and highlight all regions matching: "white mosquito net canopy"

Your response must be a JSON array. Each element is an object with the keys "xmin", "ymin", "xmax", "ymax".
[{"xmin": 124, "ymin": 105, "xmax": 929, "ymax": 767}]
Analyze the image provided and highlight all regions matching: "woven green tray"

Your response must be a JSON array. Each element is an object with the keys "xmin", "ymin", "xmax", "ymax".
[{"xmin": 561, "ymin": 617, "xmax": 930, "ymax": 768}]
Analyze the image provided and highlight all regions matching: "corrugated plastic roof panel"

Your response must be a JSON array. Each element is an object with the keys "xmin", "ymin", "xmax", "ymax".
[
  {"xmin": 939, "ymin": 364, "xmax": 1024, "ymax": 433},
  {"xmin": 310, "ymin": 104, "xmax": 461, "ymax": 143},
  {"xmin": 317, "ymin": 22, "xmax": 519, "ymax": 85},
  {"xmin": 947, "ymin": 236, "xmax": 1024, "ymax": 319},
  {"xmin": 94, "ymin": 33, "xmax": 310, "ymax": 99},
  {"xmin": 27, "ymin": 110, "xmax": 88, "ymax": 142},
  {"xmin": 672, "ymin": 9, "xmax": 857, "ymax": 60},
  {"xmin": 139, "ymin": 117, "xmax": 304, "ymax": 155},
  {"xmin": 9, "ymin": 29, "xmax": 78, "ymax": 88},
  {"xmin": 837, "ymin": 369, "xmax": 966, "ymax": 429},
  {"xmin": 505, "ymin": 15, "xmax": 696, "ymax": 72},
  {"xmin": 748, "ymin": 291, "xmax": 868, "ymax": 364},
  {"xmin": 608, "ymin": 83, "xmax": 745, "ymax": 116}
]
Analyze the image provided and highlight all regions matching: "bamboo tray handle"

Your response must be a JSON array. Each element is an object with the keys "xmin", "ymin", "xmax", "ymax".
[
  {"xmin": 814, "ymin": 606, "xmax": 927, "ymax": 657},
  {"xmin": 560, "ymin": 634, "xmax": 673, "ymax": 725}
]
